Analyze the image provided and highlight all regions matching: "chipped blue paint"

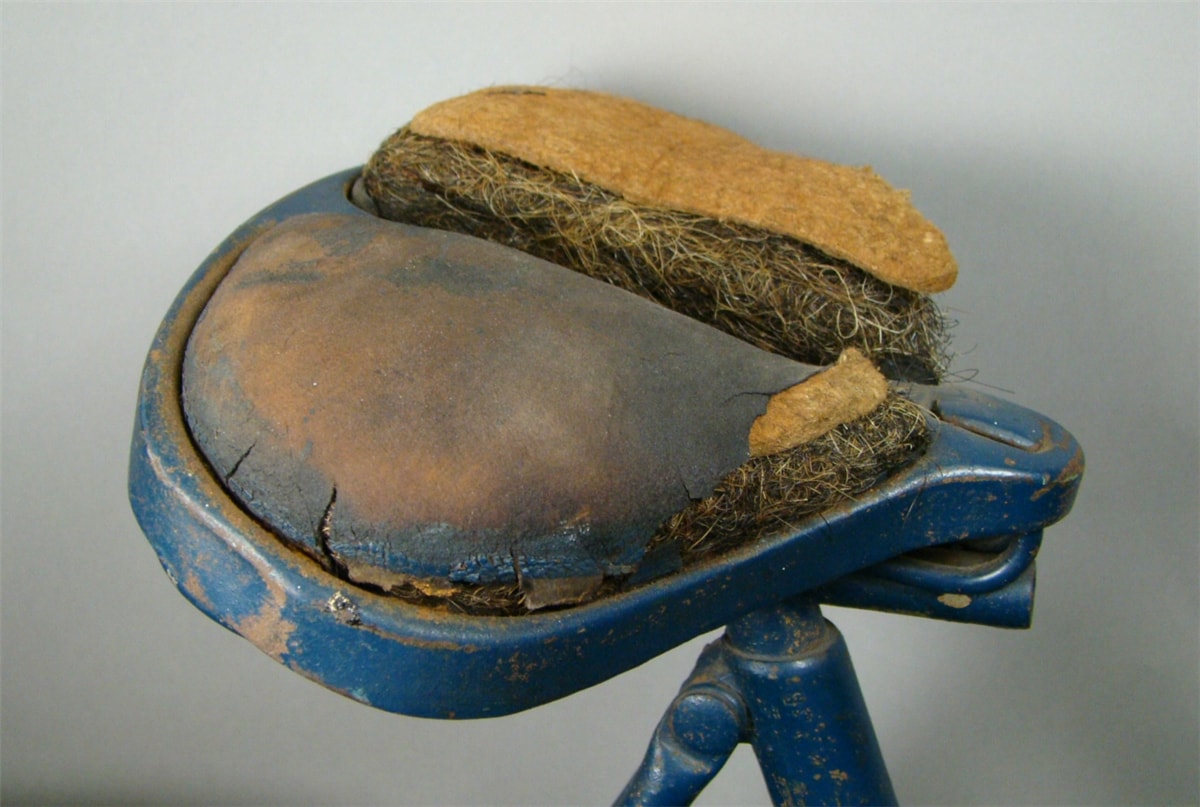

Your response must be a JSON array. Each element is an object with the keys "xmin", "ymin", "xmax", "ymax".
[{"xmin": 129, "ymin": 170, "xmax": 1084, "ymax": 734}]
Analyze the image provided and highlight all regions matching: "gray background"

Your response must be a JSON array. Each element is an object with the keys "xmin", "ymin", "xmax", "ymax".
[{"xmin": 2, "ymin": 4, "xmax": 1196, "ymax": 805}]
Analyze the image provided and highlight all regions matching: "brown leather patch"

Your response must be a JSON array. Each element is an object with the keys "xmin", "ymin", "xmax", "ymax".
[
  {"xmin": 182, "ymin": 213, "xmax": 834, "ymax": 590},
  {"xmin": 410, "ymin": 86, "xmax": 957, "ymax": 293}
]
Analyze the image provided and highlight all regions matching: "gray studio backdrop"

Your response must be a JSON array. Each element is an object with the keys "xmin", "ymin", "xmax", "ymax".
[{"xmin": 2, "ymin": 4, "xmax": 1197, "ymax": 805}]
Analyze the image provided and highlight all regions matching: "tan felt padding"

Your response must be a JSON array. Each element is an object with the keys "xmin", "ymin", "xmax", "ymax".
[
  {"xmin": 749, "ymin": 349, "xmax": 889, "ymax": 457},
  {"xmin": 410, "ymin": 86, "xmax": 957, "ymax": 293}
]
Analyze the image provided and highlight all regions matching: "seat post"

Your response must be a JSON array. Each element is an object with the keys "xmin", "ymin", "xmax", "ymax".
[
  {"xmin": 726, "ymin": 599, "xmax": 896, "ymax": 806},
  {"xmin": 618, "ymin": 598, "xmax": 896, "ymax": 806}
]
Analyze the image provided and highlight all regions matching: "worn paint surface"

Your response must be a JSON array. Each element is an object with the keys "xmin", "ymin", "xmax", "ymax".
[{"xmin": 618, "ymin": 601, "xmax": 897, "ymax": 806}]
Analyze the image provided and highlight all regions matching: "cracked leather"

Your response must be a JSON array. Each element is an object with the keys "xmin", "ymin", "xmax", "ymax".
[{"xmin": 182, "ymin": 213, "xmax": 819, "ymax": 589}]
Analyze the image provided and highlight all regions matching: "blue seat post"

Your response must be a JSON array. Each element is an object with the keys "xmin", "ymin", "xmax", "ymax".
[{"xmin": 617, "ymin": 598, "xmax": 896, "ymax": 806}]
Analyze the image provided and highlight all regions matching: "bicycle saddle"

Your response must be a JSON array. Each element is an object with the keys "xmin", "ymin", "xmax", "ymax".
[
  {"xmin": 131, "ymin": 87, "xmax": 1083, "ymax": 724},
  {"xmin": 130, "ymin": 167, "xmax": 1082, "ymax": 718}
]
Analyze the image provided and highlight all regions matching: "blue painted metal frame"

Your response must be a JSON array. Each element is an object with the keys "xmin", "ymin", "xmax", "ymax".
[
  {"xmin": 618, "ymin": 599, "xmax": 898, "ymax": 806},
  {"xmin": 129, "ymin": 169, "xmax": 1083, "ymax": 727}
]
